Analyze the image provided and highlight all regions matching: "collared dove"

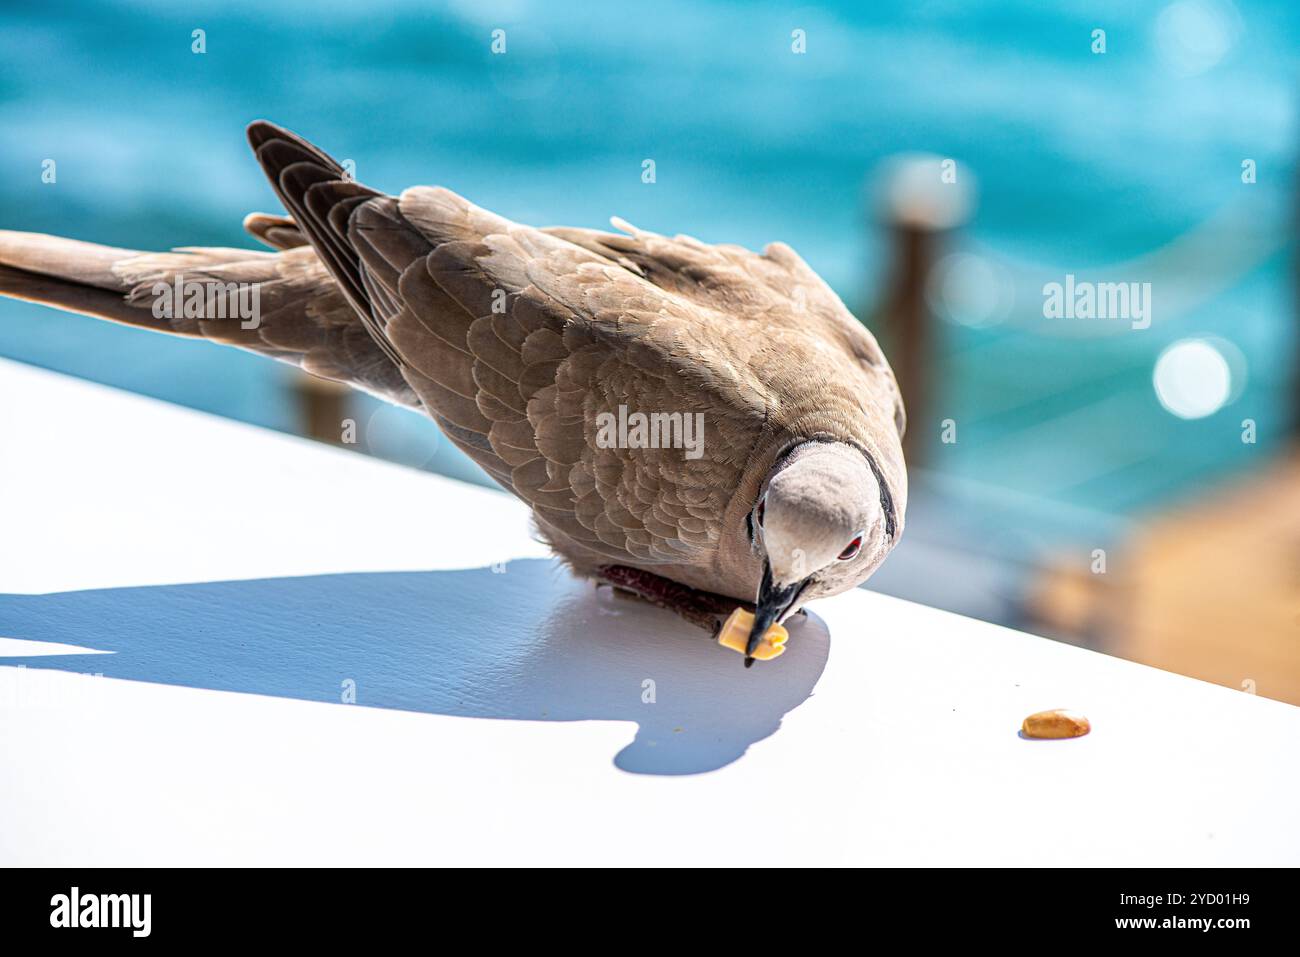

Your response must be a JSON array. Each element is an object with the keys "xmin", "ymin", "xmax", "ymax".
[{"xmin": 0, "ymin": 121, "xmax": 907, "ymax": 664}]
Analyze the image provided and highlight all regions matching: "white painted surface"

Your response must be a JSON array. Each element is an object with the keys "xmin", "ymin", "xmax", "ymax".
[{"xmin": 0, "ymin": 358, "xmax": 1296, "ymax": 866}]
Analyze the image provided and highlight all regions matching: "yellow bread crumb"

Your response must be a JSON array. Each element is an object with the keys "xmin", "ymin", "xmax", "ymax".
[
  {"xmin": 716, "ymin": 606, "xmax": 788, "ymax": 660},
  {"xmin": 1021, "ymin": 709, "xmax": 1091, "ymax": 739}
]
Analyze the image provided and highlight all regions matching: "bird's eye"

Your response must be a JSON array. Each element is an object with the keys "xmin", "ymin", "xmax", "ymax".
[{"xmin": 837, "ymin": 535, "xmax": 863, "ymax": 561}]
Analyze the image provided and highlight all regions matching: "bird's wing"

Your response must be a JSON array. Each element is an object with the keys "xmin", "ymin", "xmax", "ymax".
[
  {"xmin": 247, "ymin": 122, "xmax": 786, "ymax": 567},
  {"xmin": 544, "ymin": 221, "xmax": 910, "ymax": 530},
  {"xmin": 546, "ymin": 221, "xmax": 907, "ymax": 440}
]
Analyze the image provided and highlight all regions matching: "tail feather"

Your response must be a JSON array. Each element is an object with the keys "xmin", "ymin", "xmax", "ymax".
[
  {"xmin": 0, "ymin": 230, "xmax": 139, "ymax": 291},
  {"xmin": 0, "ymin": 231, "xmax": 181, "ymax": 331},
  {"xmin": 0, "ymin": 226, "xmax": 421, "ymax": 406},
  {"xmin": 0, "ymin": 232, "xmax": 281, "ymax": 336},
  {"xmin": 242, "ymin": 212, "xmax": 307, "ymax": 250},
  {"xmin": 0, "ymin": 261, "xmax": 157, "ymax": 328}
]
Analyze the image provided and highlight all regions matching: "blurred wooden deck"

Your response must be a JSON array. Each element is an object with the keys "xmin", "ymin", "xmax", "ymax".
[{"xmin": 1030, "ymin": 448, "xmax": 1300, "ymax": 705}]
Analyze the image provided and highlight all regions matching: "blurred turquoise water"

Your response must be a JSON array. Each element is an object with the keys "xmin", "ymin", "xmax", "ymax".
[{"xmin": 1, "ymin": 0, "xmax": 1295, "ymax": 518}]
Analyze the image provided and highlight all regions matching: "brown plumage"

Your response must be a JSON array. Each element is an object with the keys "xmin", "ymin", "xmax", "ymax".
[{"xmin": 0, "ymin": 121, "xmax": 907, "ymax": 656}]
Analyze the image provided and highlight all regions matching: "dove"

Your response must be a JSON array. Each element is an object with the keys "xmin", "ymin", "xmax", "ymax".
[{"xmin": 0, "ymin": 121, "xmax": 907, "ymax": 664}]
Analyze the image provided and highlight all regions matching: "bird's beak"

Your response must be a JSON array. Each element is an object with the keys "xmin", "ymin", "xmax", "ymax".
[{"xmin": 745, "ymin": 559, "xmax": 806, "ymax": 667}]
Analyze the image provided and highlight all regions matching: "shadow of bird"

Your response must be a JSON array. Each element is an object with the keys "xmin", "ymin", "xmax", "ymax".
[{"xmin": 0, "ymin": 559, "xmax": 830, "ymax": 775}]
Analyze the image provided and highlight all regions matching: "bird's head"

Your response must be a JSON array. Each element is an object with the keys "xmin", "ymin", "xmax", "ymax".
[{"xmin": 746, "ymin": 440, "xmax": 898, "ymax": 663}]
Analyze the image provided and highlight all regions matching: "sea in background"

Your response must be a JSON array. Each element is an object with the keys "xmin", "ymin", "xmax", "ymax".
[{"xmin": 1, "ymin": 0, "xmax": 1296, "ymax": 529}]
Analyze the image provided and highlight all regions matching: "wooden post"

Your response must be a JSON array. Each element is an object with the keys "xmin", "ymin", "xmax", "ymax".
[
  {"xmin": 1294, "ymin": 158, "xmax": 1300, "ymax": 436},
  {"xmin": 293, "ymin": 372, "xmax": 350, "ymax": 445},
  {"xmin": 872, "ymin": 155, "xmax": 971, "ymax": 465},
  {"xmin": 881, "ymin": 223, "xmax": 935, "ymax": 464}
]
